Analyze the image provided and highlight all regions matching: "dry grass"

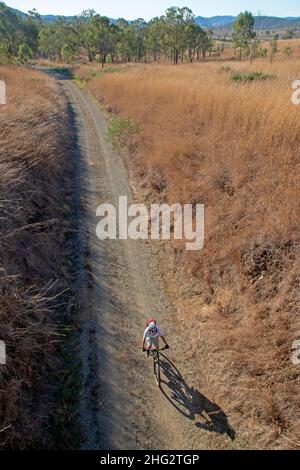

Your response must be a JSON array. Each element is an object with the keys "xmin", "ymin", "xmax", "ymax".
[
  {"xmin": 86, "ymin": 59, "xmax": 300, "ymax": 449},
  {"xmin": 215, "ymin": 38, "xmax": 300, "ymax": 61},
  {"xmin": 0, "ymin": 66, "xmax": 75, "ymax": 448},
  {"xmin": 265, "ymin": 39, "xmax": 300, "ymax": 59}
]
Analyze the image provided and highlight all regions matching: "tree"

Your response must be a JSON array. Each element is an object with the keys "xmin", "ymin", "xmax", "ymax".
[
  {"xmin": 232, "ymin": 11, "xmax": 256, "ymax": 61},
  {"xmin": 38, "ymin": 25, "xmax": 56, "ymax": 59},
  {"xmin": 284, "ymin": 46, "xmax": 293, "ymax": 58},
  {"xmin": 146, "ymin": 17, "xmax": 164, "ymax": 61},
  {"xmin": 258, "ymin": 47, "xmax": 267, "ymax": 58},
  {"xmin": 164, "ymin": 7, "xmax": 195, "ymax": 64},
  {"xmin": 0, "ymin": 2, "xmax": 22, "ymax": 58},
  {"xmin": 61, "ymin": 43, "xmax": 76, "ymax": 63},
  {"xmin": 108, "ymin": 23, "xmax": 120, "ymax": 63},
  {"xmin": 22, "ymin": 9, "xmax": 41, "ymax": 56},
  {"xmin": 185, "ymin": 23, "xmax": 198, "ymax": 62},
  {"xmin": 198, "ymin": 28, "xmax": 212, "ymax": 61},
  {"xmin": 284, "ymin": 28, "xmax": 295, "ymax": 40},
  {"xmin": 185, "ymin": 23, "xmax": 209, "ymax": 63},
  {"xmin": 18, "ymin": 43, "xmax": 33, "ymax": 63},
  {"xmin": 72, "ymin": 10, "xmax": 97, "ymax": 63},
  {"xmin": 130, "ymin": 19, "xmax": 147, "ymax": 62},
  {"xmin": 269, "ymin": 35, "xmax": 278, "ymax": 63},
  {"xmin": 91, "ymin": 15, "xmax": 112, "ymax": 67},
  {"xmin": 39, "ymin": 19, "xmax": 77, "ymax": 61}
]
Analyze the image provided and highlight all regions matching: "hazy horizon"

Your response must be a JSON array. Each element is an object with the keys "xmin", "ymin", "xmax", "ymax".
[{"xmin": 6, "ymin": 0, "xmax": 300, "ymax": 20}]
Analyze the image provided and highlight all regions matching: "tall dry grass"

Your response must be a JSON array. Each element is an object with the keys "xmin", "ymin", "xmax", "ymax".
[
  {"xmin": 0, "ymin": 66, "xmax": 75, "ymax": 448},
  {"xmin": 221, "ymin": 39, "xmax": 300, "ymax": 61},
  {"xmin": 87, "ymin": 59, "xmax": 300, "ymax": 448}
]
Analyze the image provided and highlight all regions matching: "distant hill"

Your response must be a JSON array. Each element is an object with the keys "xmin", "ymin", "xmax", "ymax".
[
  {"xmin": 35, "ymin": 14, "xmax": 74, "ymax": 23},
  {"xmin": 9, "ymin": 7, "xmax": 27, "ymax": 18},
  {"xmin": 195, "ymin": 15, "xmax": 300, "ymax": 31},
  {"xmin": 195, "ymin": 16, "xmax": 236, "ymax": 27},
  {"xmin": 9, "ymin": 7, "xmax": 73, "ymax": 22},
  {"xmin": 7, "ymin": 6, "xmax": 300, "ymax": 31},
  {"xmin": 252, "ymin": 16, "xmax": 300, "ymax": 30},
  {"xmin": 8, "ymin": 6, "xmax": 115, "ymax": 23}
]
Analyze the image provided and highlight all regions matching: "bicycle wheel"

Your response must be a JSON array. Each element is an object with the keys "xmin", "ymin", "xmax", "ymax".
[{"xmin": 154, "ymin": 356, "xmax": 161, "ymax": 388}]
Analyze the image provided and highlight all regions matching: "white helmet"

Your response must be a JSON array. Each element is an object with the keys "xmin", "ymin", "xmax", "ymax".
[{"xmin": 149, "ymin": 322, "xmax": 158, "ymax": 334}]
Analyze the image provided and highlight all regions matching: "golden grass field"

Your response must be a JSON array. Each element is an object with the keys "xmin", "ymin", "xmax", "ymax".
[
  {"xmin": 220, "ymin": 38, "xmax": 300, "ymax": 60},
  {"xmin": 78, "ymin": 57, "xmax": 300, "ymax": 448}
]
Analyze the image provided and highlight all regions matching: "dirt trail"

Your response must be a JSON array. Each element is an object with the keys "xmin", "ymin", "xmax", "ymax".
[{"xmin": 58, "ymin": 78, "xmax": 233, "ymax": 450}]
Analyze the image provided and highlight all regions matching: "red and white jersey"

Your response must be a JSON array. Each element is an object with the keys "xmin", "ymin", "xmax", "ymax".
[{"xmin": 143, "ymin": 324, "xmax": 164, "ymax": 339}]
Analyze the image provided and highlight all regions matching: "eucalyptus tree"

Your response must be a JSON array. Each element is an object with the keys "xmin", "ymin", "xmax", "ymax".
[
  {"xmin": 0, "ymin": 2, "xmax": 22, "ymax": 57},
  {"xmin": 232, "ymin": 11, "xmax": 256, "ymax": 61},
  {"xmin": 72, "ymin": 10, "xmax": 97, "ymax": 62},
  {"xmin": 164, "ymin": 7, "xmax": 195, "ymax": 64},
  {"xmin": 146, "ymin": 17, "xmax": 165, "ymax": 61},
  {"xmin": 91, "ymin": 15, "xmax": 111, "ymax": 67}
]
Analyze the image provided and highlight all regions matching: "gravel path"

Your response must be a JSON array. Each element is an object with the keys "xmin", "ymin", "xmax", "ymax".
[{"xmin": 59, "ymin": 78, "xmax": 231, "ymax": 450}]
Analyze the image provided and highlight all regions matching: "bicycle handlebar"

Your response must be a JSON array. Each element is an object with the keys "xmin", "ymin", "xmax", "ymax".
[{"xmin": 143, "ymin": 346, "xmax": 169, "ymax": 352}]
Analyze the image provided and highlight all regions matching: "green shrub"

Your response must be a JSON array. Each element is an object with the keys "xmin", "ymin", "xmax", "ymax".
[
  {"xmin": 219, "ymin": 65, "xmax": 231, "ymax": 73},
  {"xmin": 51, "ymin": 66, "xmax": 73, "ymax": 78},
  {"xmin": 61, "ymin": 44, "xmax": 76, "ymax": 63},
  {"xmin": 18, "ymin": 43, "xmax": 33, "ymax": 64},
  {"xmin": 106, "ymin": 116, "xmax": 139, "ymax": 153},
  {"xmin": 230, "ymin": 71, "xmax": 276, "ymax": 83}
]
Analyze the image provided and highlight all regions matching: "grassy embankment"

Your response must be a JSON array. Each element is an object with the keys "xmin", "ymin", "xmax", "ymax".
[{"xmin": 0, "ymin": 66, "xmax": 80, "ymax": 449}]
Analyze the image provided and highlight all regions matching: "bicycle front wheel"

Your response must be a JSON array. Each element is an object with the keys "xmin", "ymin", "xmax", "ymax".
[{"xmin": 154, "ymin": 357, "xmax": 161, "ymax": 388}]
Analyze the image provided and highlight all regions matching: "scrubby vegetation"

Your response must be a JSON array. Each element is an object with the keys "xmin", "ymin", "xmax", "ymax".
[
  {"xmin": 83, "ymin": 60, "xmax": 300, "ymax": 449},
  {"xmin": 0, "ymin": 66, "xmax": 78, "ymax": 448},
  {"xmin": 107, "ymin": 116, "xmax": 139, "ymax": 153},
  {"xmin": 230, "ymin": 70, "xmax": 276, "ymax": 82}
]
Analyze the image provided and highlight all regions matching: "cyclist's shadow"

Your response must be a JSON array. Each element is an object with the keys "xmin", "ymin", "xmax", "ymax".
[{"xmin": 159, "ymin": 355, "xmax": 236, "ymax": 441}]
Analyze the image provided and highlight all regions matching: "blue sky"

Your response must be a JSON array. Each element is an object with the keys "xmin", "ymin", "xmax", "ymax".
[{"xmin": 7, "ymin": 1, "xmax": 300, "ymax": 19}]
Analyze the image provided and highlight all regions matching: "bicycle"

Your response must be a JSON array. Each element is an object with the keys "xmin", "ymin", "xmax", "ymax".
[{"xmin": 143, "ymin": 346, "xmax": 168, "ymax": 388}]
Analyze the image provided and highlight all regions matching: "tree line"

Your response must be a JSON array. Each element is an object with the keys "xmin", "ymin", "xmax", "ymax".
[{"xmin": 0, "ymin": 3, "xmax": 279, "ymax": 65}]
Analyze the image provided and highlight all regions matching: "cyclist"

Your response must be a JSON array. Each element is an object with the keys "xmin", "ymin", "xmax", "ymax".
[{"xmin": 142, "ymin": 317, "xmax": 169, "ymax": 353}]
